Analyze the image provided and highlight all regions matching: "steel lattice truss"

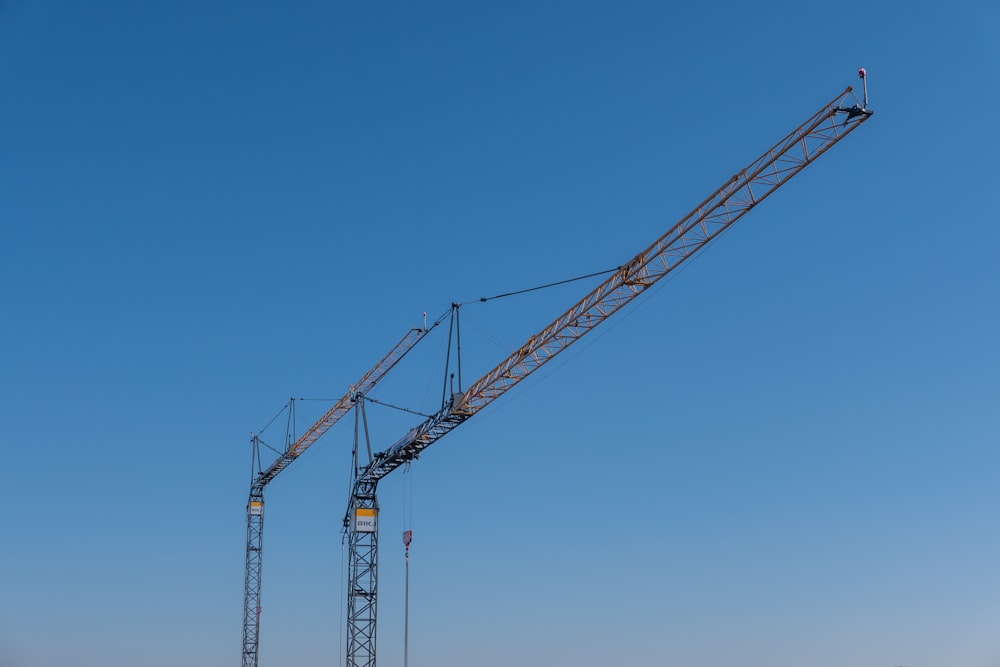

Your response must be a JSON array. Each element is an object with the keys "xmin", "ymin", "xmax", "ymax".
[
  {"xmin": 241, "ymin": 487, "xmax": 264, "ymax": 667},
  {"xmin": 346, "ymin": 480, "xmax": 380, "ymax": 667},
  {"xmin": 355, "ymin": 85, "xmax": 872, "ymax": 488}
]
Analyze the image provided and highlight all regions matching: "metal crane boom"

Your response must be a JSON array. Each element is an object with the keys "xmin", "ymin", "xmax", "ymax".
[
  {"xmin": 341, "ymin": 80, "xmax": 872, "ymax": 667},
  {"xmin": 256, "ymin": 326, "xmax": 430, "ymax": 489},
  {"xmin": 241, "ymin": 326, "xmax": 430, "ymax": 667},
  {"xmin": 359, "ymin": 84, "xmax": 873, "ymax": 485}
]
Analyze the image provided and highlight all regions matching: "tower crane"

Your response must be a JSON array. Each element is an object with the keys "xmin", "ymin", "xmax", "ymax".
[
  {"xmin": 341, "ymin": 75, "xmax": 873, "ymax": 667},
  {"xmin": 241, "ymin": 326, "xmax": 433, "ymax": 667}
]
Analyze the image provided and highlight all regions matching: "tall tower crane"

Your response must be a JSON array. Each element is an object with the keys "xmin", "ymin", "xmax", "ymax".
[{"xmin": 341, "ymin": 76, "xmax": 873, "ymax": 667}]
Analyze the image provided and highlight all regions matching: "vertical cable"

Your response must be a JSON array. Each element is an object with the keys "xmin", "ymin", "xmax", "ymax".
[
  {"xmin": 402, "ymin": 462, "xmax": 414, "ymax": 667},
  {"xmin": 455, "ymin": 304, "xmax": 463, "ymax": 392},
  {"xmin": 404, "ymin": 544, "xmax": 410, "ymax": 667},
  {"xmin": 338, "ymin": 536, "xmax": 345, "ymax": 667},
  {"xmin": 440, "ymin": 306, "xmax": 456, "ymax": 408}
]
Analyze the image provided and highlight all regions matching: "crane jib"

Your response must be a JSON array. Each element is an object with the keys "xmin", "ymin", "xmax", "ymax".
[{"xmin": 354, "ymin": 85, "xmax": 873, "ymax": 488}]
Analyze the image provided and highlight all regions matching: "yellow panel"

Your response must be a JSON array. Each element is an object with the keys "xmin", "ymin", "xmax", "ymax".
[{"xmin": 356, "ymin": 508, "xmax": 377, "ymax": 517}]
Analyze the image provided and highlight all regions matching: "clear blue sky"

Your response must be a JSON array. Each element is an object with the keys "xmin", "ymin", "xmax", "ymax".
[{"xmin": 2, "ymin": 2, "xmax": 998, "ymax": 666}]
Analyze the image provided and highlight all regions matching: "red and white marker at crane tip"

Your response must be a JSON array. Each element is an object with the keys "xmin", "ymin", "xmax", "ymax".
[{"xmin": 856, "ymin": 67, "xmax": 870, "ymax": 111}]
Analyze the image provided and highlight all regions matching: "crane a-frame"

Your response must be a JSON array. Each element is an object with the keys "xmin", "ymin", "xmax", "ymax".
[{"xmin": 340, "ymin": 77, "xmax": 873, "ymax": 667}]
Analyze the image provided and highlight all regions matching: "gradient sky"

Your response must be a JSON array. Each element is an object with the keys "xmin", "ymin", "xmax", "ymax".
[{"xmin": 2, "ymin": 2, "xmax": 999, "ymax": 667}]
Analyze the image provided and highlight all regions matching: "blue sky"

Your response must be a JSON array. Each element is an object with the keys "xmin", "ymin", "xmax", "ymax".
[{"xmin": 2, "ymin": 2, "xmax": 999, "ymax": 666}]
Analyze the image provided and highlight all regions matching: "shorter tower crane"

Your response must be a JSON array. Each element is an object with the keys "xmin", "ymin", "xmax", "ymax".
[{"xmin": 241, "ymin": 327, "xmax": 432, "ymax": 667}]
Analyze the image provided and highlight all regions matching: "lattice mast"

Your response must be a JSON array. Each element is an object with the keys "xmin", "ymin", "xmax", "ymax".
[
  {"xmin": 241, "ymin": 327, "xmax": 429, "ymax": 667},
  {"xmin": 342, "ymin": 77, "xmax": 873, "ymax": 667}
]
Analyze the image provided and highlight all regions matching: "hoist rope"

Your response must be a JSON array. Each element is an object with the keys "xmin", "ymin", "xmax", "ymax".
[
  {"xmin": 403, "ymin": 461, "xmax": 414, "ymax": 532},
  {"xmin": 467, "ymin": 265, "xmax": 621, "ymax": 304},
  {"xmin": 255, "ymin": 436, "xmax": 283, "ymax": 457},
  {"xmin": 462, "ymin": 309, "xmax": 511, "ymax": 352},
  {"xmin": 362, "ymin": 395, "xmax": 433, "ymax": 419},
  {"xmin": 255, "ymin": 402, "xmax": 289, "ymax": 436}
]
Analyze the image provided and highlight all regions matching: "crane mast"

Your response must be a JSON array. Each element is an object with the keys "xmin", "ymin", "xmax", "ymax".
[
  {"xmin": 241, "ymin": 327, "xmax": 430, "ymax": 667},
  {"xmin": 342, "ymin": 81, "xmax": 873, "ymax": 667}
]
